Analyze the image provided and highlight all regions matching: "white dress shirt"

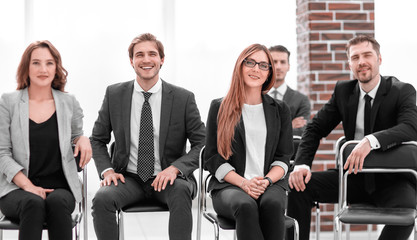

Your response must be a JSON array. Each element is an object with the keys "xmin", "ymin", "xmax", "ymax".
[{"xmin": 268, "ymin": 83, "xmax": 288, "ymax": 101}]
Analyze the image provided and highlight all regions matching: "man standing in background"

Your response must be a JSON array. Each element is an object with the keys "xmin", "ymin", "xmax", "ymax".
[{"xmin": 268, "ymin": 45, "xmax": 311, "ymax": 136}]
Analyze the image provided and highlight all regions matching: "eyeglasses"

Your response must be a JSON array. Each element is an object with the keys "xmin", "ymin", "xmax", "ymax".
[{"xmin": 243, "ymin": 59, "xmax": 271, "ymax": 71}]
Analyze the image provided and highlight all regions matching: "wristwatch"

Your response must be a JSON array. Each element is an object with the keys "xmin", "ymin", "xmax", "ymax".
[{"xmin": 264, "ymin": 176, "xmax": 273, "ymax": 187}]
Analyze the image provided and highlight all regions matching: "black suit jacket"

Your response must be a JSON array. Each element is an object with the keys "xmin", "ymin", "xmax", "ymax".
[
  {"xmin": 283, "ymin": 87, "xmax": 311, "ymax": 136},
  {"xmin": 90, "ymin": 80, "xmax": 205, "ymax": 195},
  {"xmin": 204, "ymin": 94, "xmax": 293, "ymax": 192},
  {"xmin": 295, "ymin": 76, "xmax": 417, "ymax": 167}
]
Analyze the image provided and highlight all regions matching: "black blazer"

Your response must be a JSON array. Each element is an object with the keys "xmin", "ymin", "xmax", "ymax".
[
  {"xmin": 295, "ymin": 75, "xmax": 417, "ymax": 167},
  {"xmin": 283, "ymin": 87, "xmax": 311, "ymax": 136},
  {"xmin": 204, "ymin": 94, "xmax": 293, "ymax": 192},
  {"xmin": 90, "ymin": 80, "xmax": 206, "ymax": 195}
]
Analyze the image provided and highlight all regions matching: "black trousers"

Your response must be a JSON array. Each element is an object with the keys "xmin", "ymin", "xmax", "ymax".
[
  {"xmin": 0, "ymin": 188, "xmax": 75, "ymax": 240},
  {"xmin": 211, "ymin": 184, "xmax": 287, "ymax": 240},
  {"xmin": 92, "ymin": 173, "xmax": 194, "ymax": 240},
  {"xmin": 286, "ymin": 170, "xmax": 415, "ymax": 240}
]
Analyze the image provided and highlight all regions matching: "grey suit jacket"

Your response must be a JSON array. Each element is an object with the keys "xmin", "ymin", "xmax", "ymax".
[
  {"xmin": 283, "ymin": 87, "xmax": 311, "ymax": 136},
  {"xmin": 90, "ymin": 80, "xmax": 205, "ymax": 197},
  {"xmin": 0, "ymin": 88, "xmax": 84, "ymax": 202}
]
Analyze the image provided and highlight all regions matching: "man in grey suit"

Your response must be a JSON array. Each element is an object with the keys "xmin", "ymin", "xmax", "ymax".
[
  {"xmin": 90, "ymin": 33, "xmax": 205, "ymax": 240},
  {"xmin": 268, "ymin": 45, "xmax": 311, "ymax": 136}
]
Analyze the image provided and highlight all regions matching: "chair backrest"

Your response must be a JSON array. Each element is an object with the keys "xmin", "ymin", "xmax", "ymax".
[
  {"xmin": 337, "ymin": 140, "xmax": 417, "ymax": 208},
  {"xmin": 292, "ymin": 135, "xmax": 302, "ymax": 161}
]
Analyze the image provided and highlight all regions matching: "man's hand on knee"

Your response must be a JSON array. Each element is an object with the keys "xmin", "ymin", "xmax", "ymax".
[
  {"xmin": 289, "ymin": 168, "xmax": 311, "ymax": 192},
  {"xmin": 101, "ymin": 169, "xmax": 125, "ymax": 187},
  {"xmin": 151, "ymin": 165, "xmax": 180, "ymax": 192}
]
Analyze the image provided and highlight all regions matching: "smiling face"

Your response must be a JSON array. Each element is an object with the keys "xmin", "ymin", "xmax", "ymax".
[
  {"xmin": 28, "ymin": 47, "xmax": 56, "ymax": 89},
  {"xmin": 348, "ymin": 41, "xmax": 381, "ymax": 87},
  {"xmin": 242, "ymin": 50, "xmax": 270, "ymax": 92},
  {"xmin": 130, "ymin": 41, "xmax": 164, "ymax": 85}
]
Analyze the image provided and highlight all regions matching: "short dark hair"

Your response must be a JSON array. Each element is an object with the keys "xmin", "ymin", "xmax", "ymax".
[
  {"xmin": 268, "ymin": 45, "xmax": 290, "ymax": 62},
  {"xmin": 128, "ymin": 33, "xmax": 165, "ymax": 60},
  {"xmin": 346, "ymin": 35, "xmax": 380, "ymax": 57}
]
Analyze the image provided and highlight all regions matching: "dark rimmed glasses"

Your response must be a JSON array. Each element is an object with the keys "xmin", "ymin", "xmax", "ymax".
[{"xmin": 243, "ymin": 59, "xmax": 271, "ymax": 71}]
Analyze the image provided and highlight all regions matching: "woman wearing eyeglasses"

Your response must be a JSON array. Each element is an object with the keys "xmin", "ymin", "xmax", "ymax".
[
  {"xmin": 0, "ymin": 40, "xmax": 92, "ymax": 240},
  {"xmin": 204, "ymin": 44, "xmax": 293, "ymax": 240}
]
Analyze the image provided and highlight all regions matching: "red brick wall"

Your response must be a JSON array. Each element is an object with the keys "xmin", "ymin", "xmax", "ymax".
[{"xmin": 296, "ymin": 0, "xmax": 375, "ymax": 232}]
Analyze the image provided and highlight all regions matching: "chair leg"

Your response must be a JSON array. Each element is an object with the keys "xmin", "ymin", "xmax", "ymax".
[
  {"xmin": 315, "ymin": 202, "xmax": 320, "ymax": 240},
  {"xmin": 74, "ymin": 224, "xmax": 79, "ymax": 240},
  {"xmin": 117, "ymin": 211, "xmax": 125, "ymax": 240},
  {"xmin": 367, "ymin": 224, "xmax": 372, "ymax": 239},
  {"xmin": 334, "ymin": 216, "xmax": 342, "ymax": 240},
  {"xmin": 346, "ymin": 224, "xmax": 350, "ymax": 240},
  {"xmin": 293, "ymin": 218, "xmax": 300, "ymax": 240},
  {"xmin": 0, "ymin": 229, "xmax": 3, "ymax": 240},
  {"xmin": 196, "ymin": 209, "xmax": 202, "ymax": 240},
  {"xmin": 212, "ymin": 221, "xmax": 220, "ymax": 240},
  {"xmin": 414, "ymin": 219, "xmax": 417, "ymax": 240}
]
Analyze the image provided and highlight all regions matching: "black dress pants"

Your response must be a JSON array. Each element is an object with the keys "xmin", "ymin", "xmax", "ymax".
[
  {"xmin": 0, "ymin": 188, "xmax": 75, "ymax": 240},
  {"xmin": 286, "ymin": 170, "xmax": 415, "ymax": 240},
  {"xmin": 212, "ymin": 184, "xmax": 287, "ymax": 240}
]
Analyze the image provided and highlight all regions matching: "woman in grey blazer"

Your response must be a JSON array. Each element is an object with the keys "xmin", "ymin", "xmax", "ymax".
[
  {"xmin": 0, "ymin": 40, "xmax": 92, "ymax": 240},
  {"xmin": 204, "ymin": 44, "xmax": 293, "ymax": 240}
]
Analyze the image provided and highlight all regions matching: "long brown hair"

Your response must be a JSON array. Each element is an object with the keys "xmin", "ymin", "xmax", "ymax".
[
  {"xmin": 16, "ymin": 40, "xmax": 67, "ymax": 91},
  {"xmin": 217, "ymin": 44, "xmax": 276, "ymax": 159}
]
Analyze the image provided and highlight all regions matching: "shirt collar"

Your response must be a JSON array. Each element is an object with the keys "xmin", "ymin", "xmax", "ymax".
[
  {"xmin": 276, "ymin": 82, "xmax": 288, "ymax": 96},
  {"xmin": 134, "ymin": 78, "xmax": 162, "ymax": 94},
  {"xmin": 359, "ymin": 76, "xmax": 381, "ymax": 100}
]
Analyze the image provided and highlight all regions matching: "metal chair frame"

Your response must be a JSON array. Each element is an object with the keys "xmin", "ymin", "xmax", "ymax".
[
  {"xmin": 197, "ymin": 145, "xmax": 300, "ymax": 240},
  {"xmin": 334, "ymin": 140, "xmax": 417, "ymax": 240},
  {"xmin": 116, "ymin": 201, "xmax": 169, "ymax": 240},
  {"xmin": 108, "ymin": 142, "xmax": 169, "ymax": 240}
]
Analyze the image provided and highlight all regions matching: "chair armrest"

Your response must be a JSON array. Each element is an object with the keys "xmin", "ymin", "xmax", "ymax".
[{"xmin": 340, "ymin": 141, "xmax": 417, "ymax": 169}]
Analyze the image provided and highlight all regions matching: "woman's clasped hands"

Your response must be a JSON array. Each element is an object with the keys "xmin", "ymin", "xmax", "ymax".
[{"xmin": 240, "ymin": 176, "xmax": 269, "ymax": 199}]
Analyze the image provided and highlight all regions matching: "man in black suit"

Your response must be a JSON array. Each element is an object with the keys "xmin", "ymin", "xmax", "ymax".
[
  {"xmin": 268, "ymin": 45, "xmax": 311, "ymax": 136},
  {"xmin": 90, "ymin": 33, "xmax": 205, "ymax": 240},
  {"xmin": 287, "ymin": 35, "xmax": 417, "ymax": 240}
]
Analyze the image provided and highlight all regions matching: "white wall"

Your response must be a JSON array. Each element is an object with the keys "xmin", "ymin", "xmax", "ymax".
[
  {"xmin": 1, "ymin": 0, "xmax": 416, "ymax": 184},
  {"xmin": 0, "ymin": 0, "xmax": 297, "ymax": 134},
  {"xmin": 375, "ymin": 0, "xmax": 417, "ymax": 89}
]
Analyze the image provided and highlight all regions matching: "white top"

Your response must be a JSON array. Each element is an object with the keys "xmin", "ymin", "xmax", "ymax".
[{"xmin": 242, "ymin": 103, "xmax": 267, "ymax": 179}]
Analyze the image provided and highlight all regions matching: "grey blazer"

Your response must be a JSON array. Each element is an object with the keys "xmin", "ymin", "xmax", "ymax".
[{"xmin": 0, "ymin": 88, "xmax": 84, "ymax": 202}]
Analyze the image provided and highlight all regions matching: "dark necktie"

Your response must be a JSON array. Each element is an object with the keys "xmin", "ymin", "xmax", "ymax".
[
  {"xmin": 364, "ymin": 94, "xmax": 372, "ymax": 135},
  {"xmin": 364, "ymin": 94, "xmax": 375, "ymax": 193},
  {"xmin": 137, "ymin": 92, "xmax": 155, "ymax": 182}
]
